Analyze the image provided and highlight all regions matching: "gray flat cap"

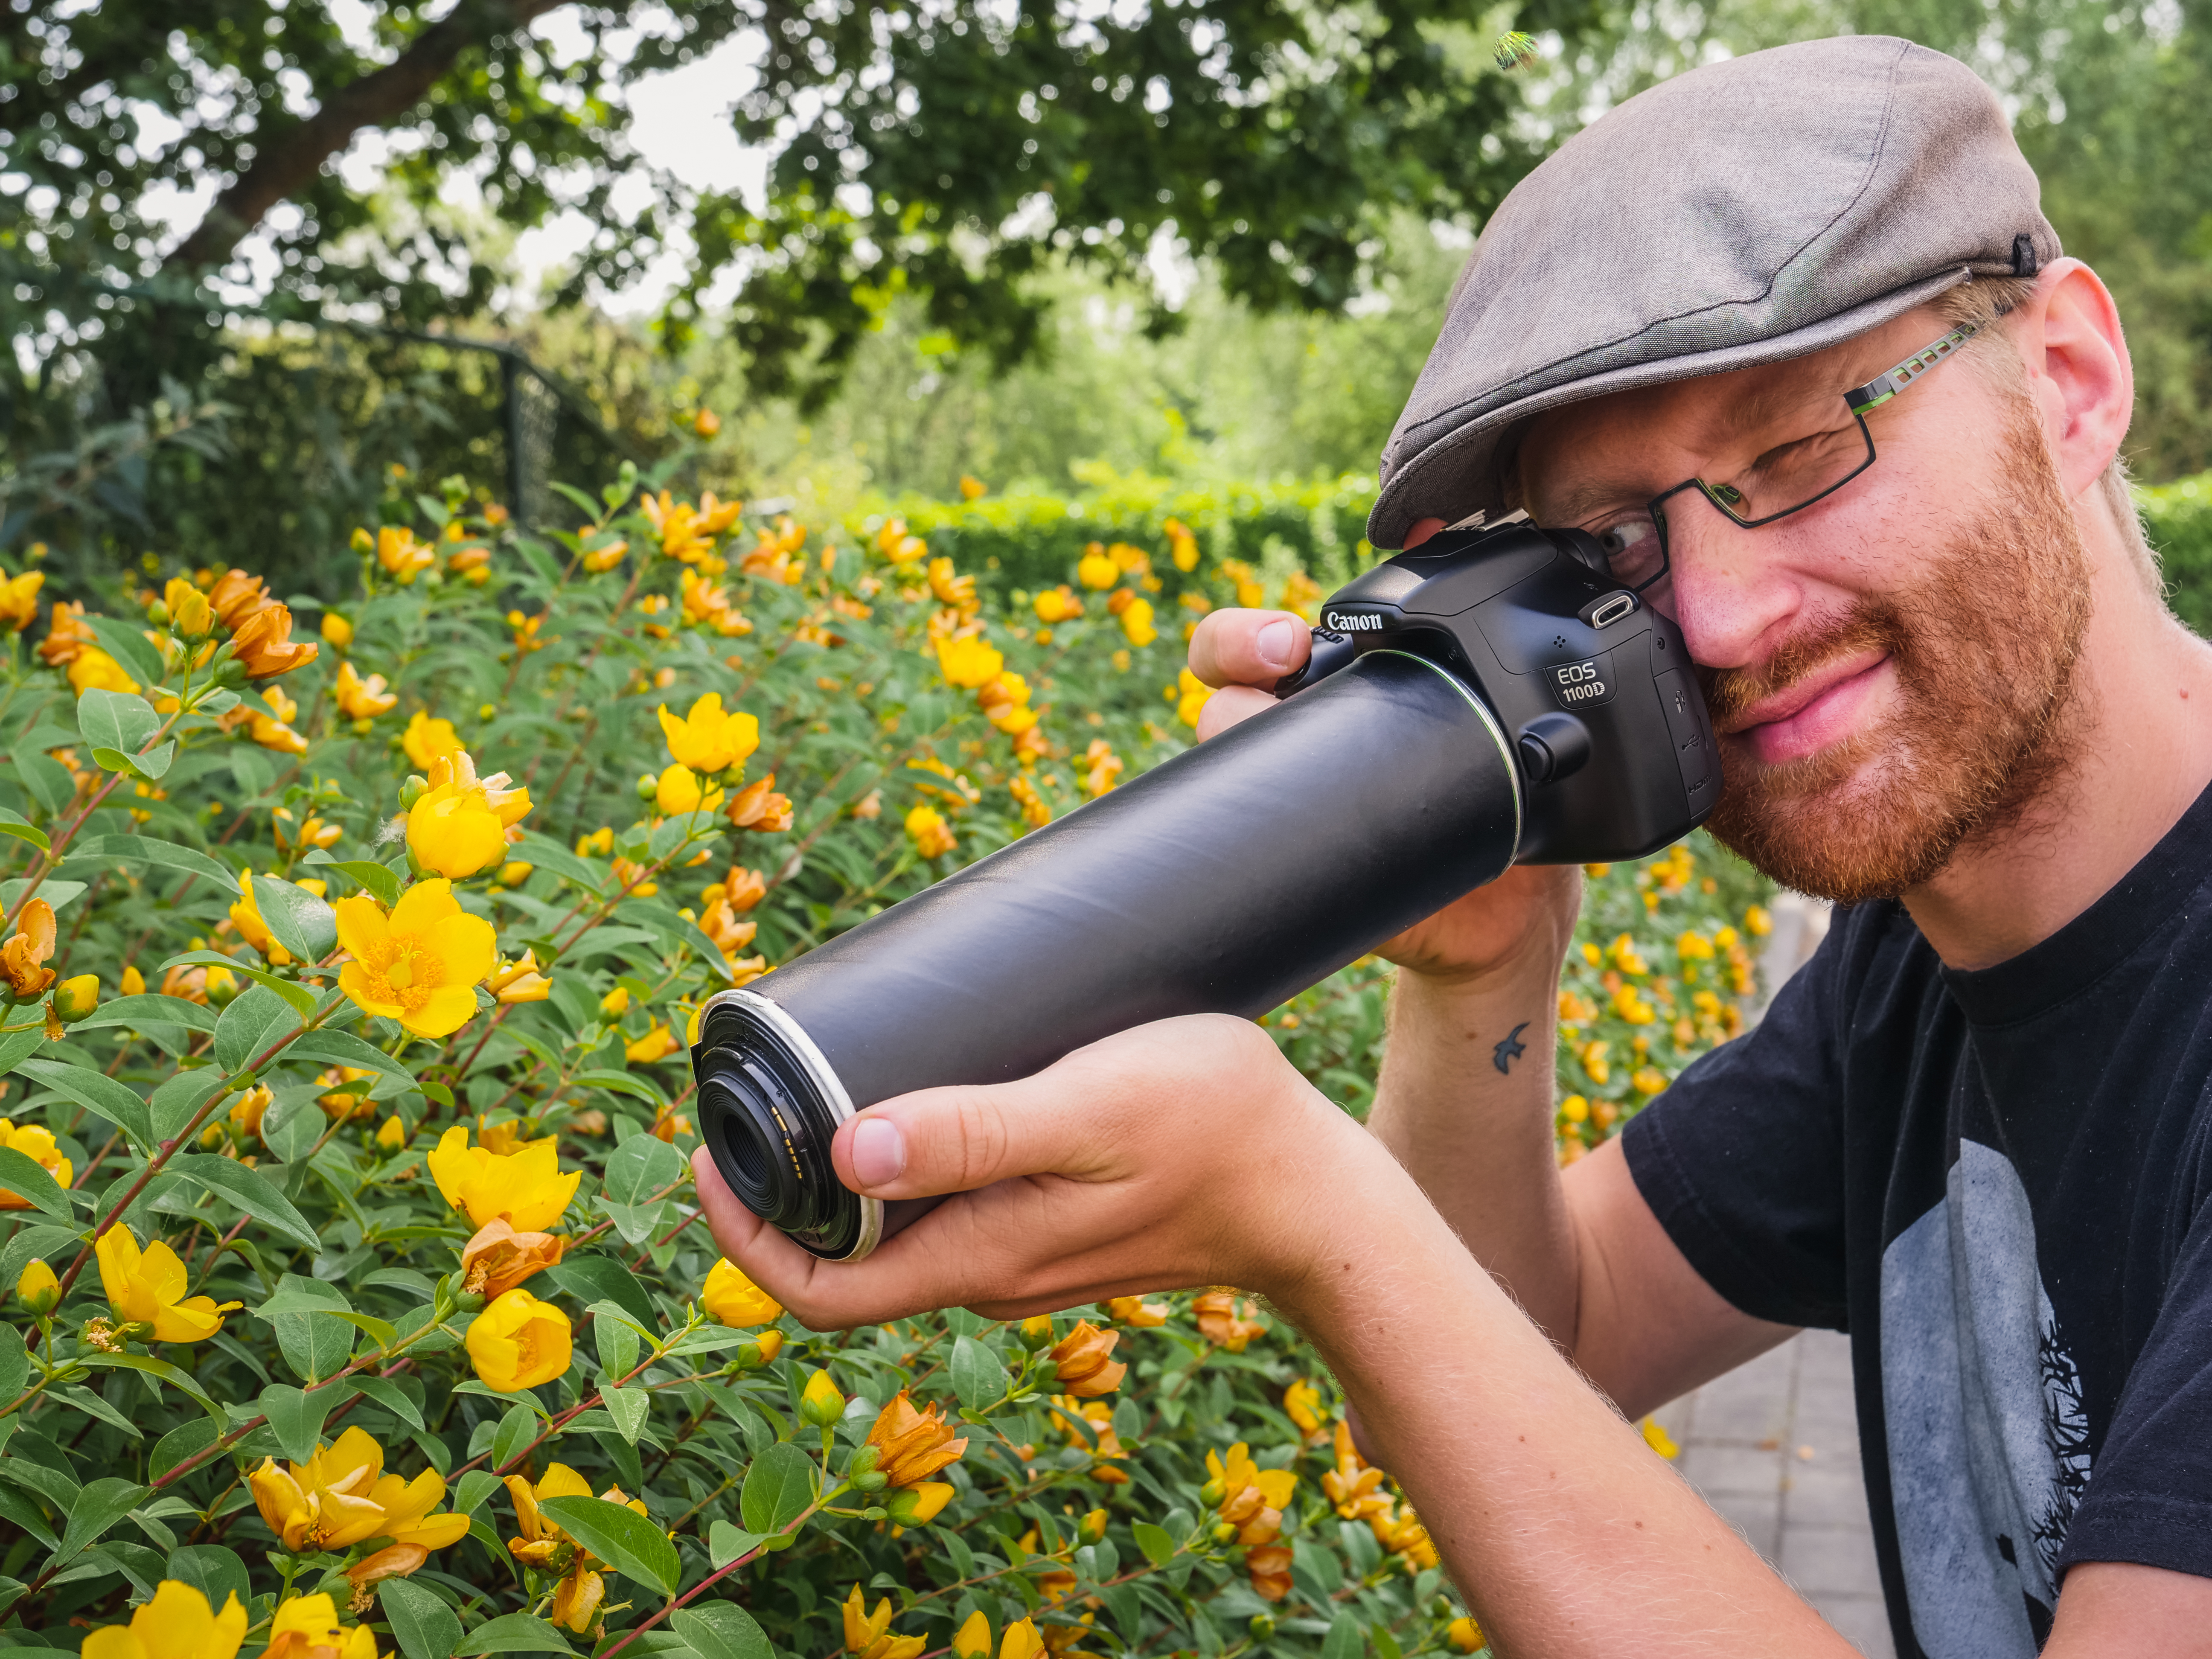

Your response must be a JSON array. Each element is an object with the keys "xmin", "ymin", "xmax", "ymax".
[{"xmin": 1368, "ymin": 35, "xmax": 2058, "ymax": 549}]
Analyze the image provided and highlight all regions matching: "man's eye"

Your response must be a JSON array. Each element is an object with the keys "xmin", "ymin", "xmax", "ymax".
[{"xmin": 1595, "ymin": 516, "xmax": 1659, "ymax": 560}]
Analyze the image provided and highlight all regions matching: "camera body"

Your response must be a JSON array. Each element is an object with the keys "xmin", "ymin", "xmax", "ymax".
[
  {"xmin": 1277, "ymin": 518, "xmax": 1717, "ymax": 862},
  {"xmin": 692, "ymin": 518, "xmax": 1720, "ymax": 1261}
]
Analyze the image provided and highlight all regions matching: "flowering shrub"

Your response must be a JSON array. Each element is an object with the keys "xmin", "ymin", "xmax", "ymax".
[{"xmin": 0, "ymin": 448, "xmax": 1764, "ymax": 1657}]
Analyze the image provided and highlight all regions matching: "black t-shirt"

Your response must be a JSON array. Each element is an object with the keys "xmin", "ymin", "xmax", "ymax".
[{"xmin": 1623, "ymin": 780, "xmax": 2212, "ymax": 1659}]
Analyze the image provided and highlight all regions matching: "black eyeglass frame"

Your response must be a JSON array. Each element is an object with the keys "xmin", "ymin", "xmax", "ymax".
[{"xmin": 1620, "ymin": 319, "xmax": 1985, "ymax": 598}]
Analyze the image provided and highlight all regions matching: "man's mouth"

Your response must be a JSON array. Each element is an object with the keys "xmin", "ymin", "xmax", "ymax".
[{"xmin": 1716, "ymin": 649, "xmax": 1893, "ymax": 767}]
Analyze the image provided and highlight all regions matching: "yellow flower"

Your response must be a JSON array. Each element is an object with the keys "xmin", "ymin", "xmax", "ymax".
[
  {"xmin": 466, "ymin": 1287, "xmax": 573, "ymax": 1392},
  {"xmin": 1560, "ymin": 1094, "xmax": 1590, "ymax": 1124},
  {"xmin": 865, "ymin": 1391, "xmax": 970, "ymax": 1486},
  {"xmin": 250, "ymin": 1427, "xmax": 469, "ymax": 1557},
  {"xmin": 1118, "ymin": 597, "xmax": 1157, "ymax": 647},
  {"xmin": 1, "ymin": 899, "xmax": 56, "ymax": 1001},
  {"xmin": 79, "ymin": 1579, "xmax": 248, "ymax": 1659},
  {"xmin": 95, "ymin": 1224, "xmax": 240, "ymax": 1342},
  {"xmin": 400, "ymin": 711, "xmax": 463, "ymax": 769},
  {"xmin": 958, "ymin": 473, "xmax": 986, "ymax": 499},
  {"xmin": 1446, "ymin": 1615, "xmax": 1486, "ymax": 1654},
  {"xmin": 600, "ymin": 985, "xmax": 631, "ymax": 1016},
  {"xmin": 228, "ymin": 873, "xmax": 294, "ymax": 966},
  {"xmin": 1633, "ymin": 1066, "xmax": 1668, "ymax": 1096},
  {"xmin": 999, "ymin": 1618, "xmax": 1047, "ymax": 1659},
  {"xmin": 375, "ymin": 1115, "xmax": 406, "ymax": 1150},
  {"xmin": 406, "ymin": 750, "xmax": 533, "ymax": 879},
  {"xmin": 1033, "ymin": 585, "xmax": 1083, "ymax": 623},
  {"xmin": 1745, "ymin": 903, "xmax": 1773, "ymax": 937},
  {"xmin": 1076, "ymin": 550, "xmax": 1118, "ymax": 590},
  {"xmin": 695, "ymin": 407, "xmax": 722, "ymax": 437},
  {"xmin": 954, "ymin": 1612, "xmax": 993, "ymax": 1659},
  {"xmin": 334, "ymin": 879, "xmax": 497, "ymax": 1038},
  {"xmin": 0, "ymin": 1120, "xmax": 73, "ymax": 1209},
  {"xmin": 334, "ymin": 661, "xmax": 396, "ymax": 719},
  {"xmin": 427, "ymin": 1126, "xmax": 580, "ymax": 1231},
  {"xmin": 0, "ymin": 569, "xmax": 44, "ymax": 632},
  {"xmin": 120, "ymin": 964, "xmax": 145, "ymax": 996},
  {"xmin": 1283, "ymin": 1380, "xmax": 1326, "ymax": 1436},
  {"xmin": 657, "ymin": 693, "xmax": 760, "ymax": 772},
  {"xmin": 625, "ymin": 1022, "xmax": 677, "ymax": 1064},
  {"xmin": 1641, "ymin": 1416, "xmax": 1680, "ymax": 1458},
  {"xmin": 375, "ymin": 525, "xmax": 438, "ymax": 583},
  {"xmin": 654, "ymin": 763, "xmax": 723, "ymax": 816},
  {"xmin": 487, "ymin": 949, "xmax": 553, "ymax": 1004},
  {"xmin": 1174, "ymin": 667, "xmax": 1213, "ymax": 728},
  {"xmin": 842, "ymin": 1584, "xmax": 927, "ymax": 1659},
  {"xmin": 701, "ymin": 1257, "xmax": 784, "ymax": 1328},
  {"xmin": 262, "ymin": 1592, "xmax": 380, "ymax": 1659},
  {"xmin": 68, "ymin": 646, "xmax": 140, "ymax": 696},
  {"xmin": 1048, "ymin": 1319, "xmax": 1125, "ymax": 1396},
  {"xmin": 320, "ymin": 612, "xmax": 354, "ymax": 649},
  {"xmin": 799, "ymin": 1367, "xmax": 845, "ymax": 1426},
  {"xmin": 1165, "ymin": 517, "xmax": 1199, "ymax": 573},
  {"xmin": 887, "ymin": 1482, "xmax": 954, "ymax": 1526},
  {"xmin": 905, "ymin": 804, "xmax": 956, "ymax": 859},
  {"xmin": 16, "ymin": 1257, "xmax": 59, "ymax": 1316},
  {"xmin": 504, "ymin": 1464, "xmax": 650, "ymax": 1630},
  {"xmin": 934, "ymin": 633, "xmax": 1004, "ymax": 689}
]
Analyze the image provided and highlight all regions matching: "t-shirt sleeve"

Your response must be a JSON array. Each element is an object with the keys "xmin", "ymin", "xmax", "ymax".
[
  {"xmin": 2059, "ymin": 1185, "xmax": 2212, "ymax": 1578},
  {"xmin": 1620, "ymin": 919, "xmax": 1853, "ymax": 1330}
]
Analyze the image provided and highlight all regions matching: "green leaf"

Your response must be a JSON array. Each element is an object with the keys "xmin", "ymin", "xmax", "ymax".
[
  {"xmin": 0, "ymin": 1325, "xmax": 27, "ymax": 1406},
  {"xmin": 150, "ymin": 1069, "xmax": 229, "ymax": 1144},
  {"xmin": 301, "ymin": 853, "xmax": 403, "ymax": 907},
  {"xmin": 78, "ymin": 687, "xmax": 160, "ymax": 754},
  {"xmin": 454, "ymin": 1469, "xmax": 504, "ymax": 1516},
  {"xmin": 17, "ymin": 1058, "xmax": 153, "ymax": 1152},
  {"xmin": 253, "ymin": 1273, "xmax": 355, "ymax": 1383},
  {"xmin": 80, "ymin": 1353, "xmax": 221, "ymax": 1422},
  {"xmin": 543, "ymin": 1257, "xmax": 657, "ymax": 1332},
  {"xmin": 0, "ymin": 1026, "xmax": 44, "ymax": 1079},
  {"xmin": 600, "ymin": 1134, "xmax": 685, "ymax": 1204},
  {"xmin": 75, "ymin": 993, "xmax": 220, "ymax": 1034},
  {"xmin": 0, "ymin": 877, "xmax": 84, "ymax": 915},
  {"xmin": 163, "ymin": 1545, "xmax": 250, "ymax": 1621},
  {"xmin": 150, "ymin": 1419, "xmax": 222, "ymax": 1483},
  {"xmin": 351, "ymin": 1374, "xmax": 425, "ymax": 1430},
  {"xmin": 595, "ymin": 1316, "xmax": 640, "ymax": 1381},
  {"xmin": 258, "ymin": 1383, "xmax": 349, "ymax": 1463},
  {"xmin": 1131, "ymin": 1520, "xmax": 1176, "ymax": 1569},
  {"xmin": 0, "ymin": 1449, "xmax": 79, "ymax": 1509},
  {"xmin": 490, "ymin": 1402, "xmax": 539, "ymax": 1471},
  {"xmin": 0, "ymin": 1145, "xmax": 70, "ymax": 1222},
  {"xmin": 157, "ymin": 950, "xmax": 316, "ymax": 1016},
  {"xmin": 171, "ymin": 1154, "xmax": 322, "ymax": 1252},
  {"xmin": 83, "ymin": 615, "xmax": 166, "ymax": 687},
  {"xmin": 1321, "ymin": 1612, "xmax": 1366, "ymax": 1659},
  {"xmin": 602, "ymin": 1385, "xmax": 649, "ymax": 1444},
  {"xmin": 251, "ymin": 872, "xmax": 337, "ymax": 963},
  {"xmin": 672, "ymin": 1604, "xmax": 773, "ymax": 1659},
  {"xmin": 72, "ymin": 834, "xmax": 239, "ymax": 894},
  {"xmin": 10, "ymin": 745, "xmax": 73, "ymax": 814},
  {"xmin": 56, "ymin": 1477, "xmax": 149, "ymax": 1562},
  {"xmin": 381, "ymin": 1575, "xmax": 465, "ymax": 1659},
  {"xmin": 739, "ymin": 1440, "xmax": 816, "ymax": 1536},
  {"xmin": 456, "ymin": 1611, "xmax": 576, "ymax": 1653},
  {"xmin": 535, "ymin": 1494, "xmax": 680, "ymax": 1597},
  {"xmin": 214, "ymin": 983, "xmax": 303, "ymax": 1072},
  {"xmin": 287, "ymin": 1028, "xmax": 415, "ymax": 1083},
  {"xmin": 510, "ymin": 832, "xmax": 605, "ymax": 891},
  {"xmin": 950, "ymin": 1335, "xmax": 1008, "ymax": 1411},
  {"xmin": 0, "ymin": 808, "xmax": 50, "ymax": 853},
  {"xmin": 703, "ymin": 1522, "xmax": 771, "ymax": 1573},
  {"xmin": 570, "ymin": 1067, "xmax": 668, "ymax": 1106}
]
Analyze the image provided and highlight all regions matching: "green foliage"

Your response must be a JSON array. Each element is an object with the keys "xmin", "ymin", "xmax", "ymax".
[
  {"xmin": 2144, "ymin": 472, "xmax": 2212, "ymax": 636},
  {"xmin": 0, "ymin": 454, "xmax": 1757, "ymax": 1655}
]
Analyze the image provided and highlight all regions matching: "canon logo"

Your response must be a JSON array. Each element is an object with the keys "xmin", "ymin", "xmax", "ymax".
[{"xmin": 1325, "ymin": 611, "xmax": 1384, "ymax": 632}]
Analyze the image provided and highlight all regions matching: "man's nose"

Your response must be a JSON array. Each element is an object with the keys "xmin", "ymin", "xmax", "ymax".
[{"xmin": 1662, "ymin": 502, "xmax": 1804, "ymax": 669}]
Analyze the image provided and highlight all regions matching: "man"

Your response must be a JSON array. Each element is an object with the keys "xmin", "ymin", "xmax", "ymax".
[{"xmin": 697, "ymin": 36, "xmax": 2212, "ymax": 1657}]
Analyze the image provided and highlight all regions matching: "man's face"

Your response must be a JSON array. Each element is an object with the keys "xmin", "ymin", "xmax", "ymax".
[{"xmin": 1516, "ymin": 309, "xmax": 2093, "ymax": 904}]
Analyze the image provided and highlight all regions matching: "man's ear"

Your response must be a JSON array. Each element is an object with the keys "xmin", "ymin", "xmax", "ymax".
[{"xmin": 2013, "ymin": 259, "xmax": 2133, "ymax": 498}]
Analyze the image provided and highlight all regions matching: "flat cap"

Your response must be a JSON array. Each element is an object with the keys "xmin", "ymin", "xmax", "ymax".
[{"xmin": 1368, "ymin": 35, "xmax": 2058, "ymax": 549}]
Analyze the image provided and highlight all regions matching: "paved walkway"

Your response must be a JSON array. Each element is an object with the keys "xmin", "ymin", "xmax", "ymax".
[{"xmin": 1657, "ymin": 1304, "xmax": 1893, "ymax": 1653}]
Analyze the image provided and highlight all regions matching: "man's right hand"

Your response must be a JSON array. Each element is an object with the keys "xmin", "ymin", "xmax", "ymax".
[{"xmin": 1186, "ymin": 604, "xmax": 1582, "ymax": 990}]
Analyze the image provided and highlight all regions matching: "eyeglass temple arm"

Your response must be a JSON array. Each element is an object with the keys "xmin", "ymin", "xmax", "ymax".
[{"xmin": 1844, "ymin": 320, "xmax": 1982, "ymax": 415}]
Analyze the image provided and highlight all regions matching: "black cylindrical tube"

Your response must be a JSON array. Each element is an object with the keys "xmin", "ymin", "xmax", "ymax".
[{"xmin": 693, "ymin": 649, "xmax": 1522, "ymax": 1259}]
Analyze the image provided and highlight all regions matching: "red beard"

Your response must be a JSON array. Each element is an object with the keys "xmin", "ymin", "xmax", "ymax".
[{"xmin": 1698, "ymin": 402, "xmax": 2093, "ymax": 906}]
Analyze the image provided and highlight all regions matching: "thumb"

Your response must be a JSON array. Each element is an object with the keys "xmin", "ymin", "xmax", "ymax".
[{"xmin": 830, "ymin": 1074, "xmax": 1118, "ymax": 1203}]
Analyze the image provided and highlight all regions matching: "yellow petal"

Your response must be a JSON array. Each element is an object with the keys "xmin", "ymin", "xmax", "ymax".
[
  {"xmin": 387, "ymin": 877, "xmax": 459, "ymax": 936},
  {"xmin": 401, "ymin": 984, "xmax": 480, "ymax": 1039},
  {"xmin": 428, "ymin": 909, "xmax": 498, "ymax": 988},
  {"xmin": 331, "ymin": 892, "xmax": 389, "ymax": 965}
]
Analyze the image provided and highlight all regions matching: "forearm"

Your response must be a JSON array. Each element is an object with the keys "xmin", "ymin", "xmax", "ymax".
[
  {"xmin": 1275, "ymin": 1155, "xmax": 1851, "ymax": 1659},
  {"xmin": 1366, "ymin": 949, "xmax": 1579, "ymax": 1341}
]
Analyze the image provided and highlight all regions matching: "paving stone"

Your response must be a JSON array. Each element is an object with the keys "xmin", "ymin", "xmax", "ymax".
[
  {"xmin": 1679, "ymin": 1441, "xmax": 1789, "ymax": 1495},
  {"xmin": 1778, "ymin": 1522, "xmax": 1884, "ymax": 1597},
  {"xmin": 1781, "ymin": 1461, "xmax": 1874, "ymax": 1528},
  {"xmin": 1809, "ymin": 1595, "xmax": 1897, "ymax": 1659},
  {"xmin": 1706, "ymin": 1490, "xmax": 1783, "ymax": 1559}
]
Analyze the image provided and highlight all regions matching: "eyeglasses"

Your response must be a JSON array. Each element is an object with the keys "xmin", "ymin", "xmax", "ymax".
[{"xmin": 1579, "ymin": 320, "xmax": 1984, "ymax": 610}]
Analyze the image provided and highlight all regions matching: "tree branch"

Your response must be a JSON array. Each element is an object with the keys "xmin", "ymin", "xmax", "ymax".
[{"xmin": 164, "ymin": 0, "xmax": 566, "ymax": 276}]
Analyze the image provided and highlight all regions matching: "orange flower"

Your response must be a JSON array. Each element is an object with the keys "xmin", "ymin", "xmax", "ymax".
[
  {"xmin": 460, "ymin": 1218, "xmax": 565, "ymax": 1297},
  {"xmin": 699, "ymin": 898, "xmax": 758, "ymax": 965},
  {"xmin": 1284, "ymin": 1379, "xmax": 1327, "ymax": 1438},
  {"xmin": 1320, "ymin": 1418, "xmax": 1391, "ymax": 1522},
  {"xmin": 208, "ymin": 569, "xmax": 275, "ymax": 629},
  {"xmin": 1194, "ymin": 1288, "xmax": 1266, "ymax": 1352},
  {"xmin": 864, "ymin": 1391, "xmax": 969, "ymax": 1487},
  {"xmin": 1103, "ymin": 1295, "xmax": 1168, "ymax": 1327},
  {"xmin": 1246, "ymin": 1544, "xmax": 1294, "ymax": 1602},
  {"xmin": 727, "ymin": 775, "xmax": 793, "ymax": 832},
  {"xmin": 1047, "ymin": 1320, "xmax": 1124, "ymax": 1397},
  {"xmin": 1, "ymin": 899, "xmax": 57, "ymax": 1001},
  {"xmin": 334, "ymin": 661, "xmax": 397, "ymax": 720},
  {"xmin": 230, "ymin": 603, "xmax": 319, "ymax": 678}
]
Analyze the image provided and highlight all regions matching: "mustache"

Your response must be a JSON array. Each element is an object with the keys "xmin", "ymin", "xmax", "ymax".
[{"xmin": 1697, "ymin": 603, "xmax": 1905, "ymax": 730}]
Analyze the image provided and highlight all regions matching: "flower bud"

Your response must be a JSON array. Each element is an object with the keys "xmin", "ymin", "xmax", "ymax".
[
  {"xmin": 1079, "ymin": 1508, "xmax": 1107, "ymax": 1544},
  {"xmin": 396, "ymin": 774, "xmax": 429, "ymax": 811},
  {"xmin": 797, "ymin": 1366, "xmax": 844, "ymax": 1426},
  {"xmin": 885, "ymin": 1481, "xmax": 954, "ymax": 1527},
  {"xmin": 847, "ymin": 1444, "xmax": 882, "ymax": 1480},
  {"xmin": 49, "ymin": 973, "xmax": 99, "ymax": 1023},
  {"xmin": 321, "ymin": 611, "xmax": 354, "ymax": 649},
  {"xmin": 1249, "ymin": 1615, "xmax": 1277, "ymax": 1641},
  {"xmin": 1446, "ymin": 1617, "xmax": 1485, "ymax": 1654},
  {"xmin": 146, "ymin": 599, "xmax": 171, "ymax": 627},
  {"xmin": 120, "ymin": 965, "xmax": 145, "ymax": 996},
  {"xmin": 736, "ymin": 1329, "xmax": 785, "ymax": 1369},
  {"xmin": 1018, "ymin": 1314, "xmax": 1054, "ymax": 1350},
  {"xmin": 204, "ymin": 964, "xmax": 241, "ymax": 1008},
  {"xmin": 1199, "ymin": 1478, "xmax": 1225, "ymax": 1508},
  {"xmin": 1211, "ymin": 1520, "xmax": 1239, "ymax": 1544},
  {"xmin": 16, "ymin": 1258, "xmax": 59, "ymax": 1317},
  {"xmin": 173, "ymin": 588, "xmax": 212, "ymax": 639},
  {"xmin": 850, "ymin": 1469, "xmax": 888, "ymax": 1493},
  {"xmin": 199, "ymin": 1123, "xmax": 225, "ymax": 1150},
  {"xmin": 635, "ymin": 771, "xmax": 660, "ymax": 801}
]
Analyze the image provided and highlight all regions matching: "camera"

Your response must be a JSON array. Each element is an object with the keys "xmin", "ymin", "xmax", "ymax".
[{"xmin": 692, "ymin": 519, "xmax": 1716, "ymax": 1260}]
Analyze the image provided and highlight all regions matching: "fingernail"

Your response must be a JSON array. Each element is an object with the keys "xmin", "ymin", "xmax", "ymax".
[
  {"xmin": 850, "ymin": 1117, "xmax": 905, "ymax": 1188},
  {"xmin": 1256, "ymin": 618, "xmax": 1296, "ymax": 670}
]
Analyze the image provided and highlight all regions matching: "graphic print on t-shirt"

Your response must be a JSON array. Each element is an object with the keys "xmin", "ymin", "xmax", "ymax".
[{"xmin": 1880, "ymin": 1139, "xmax": 2093, "ymax": 1658}]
